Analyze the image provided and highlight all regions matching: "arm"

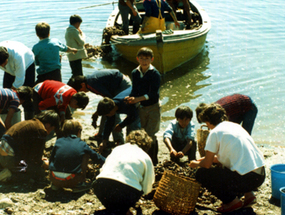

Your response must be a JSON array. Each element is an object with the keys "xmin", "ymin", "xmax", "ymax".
[
  {"xmin": 164, "ymin": 137, "xmax": 178, "ymax": 157},
  {"xmin": 4, "ymin": 108, "xmax": 16, "ymax": 130},
  {"xmin": 12, "ymin": 55, "xmax": 26, "ymax": 88},
  {"xmin": 177, "ymin": 139, "xmax": 193, "ymax": 158},
  {"xmin": 67, "ymin": 46, "xmax": 78, "ymax": 54},
  {"xmin": 169, "ymin": 10, "xmax": 180, "ymax": 28},
  {"xmin": 126, "ymin": 0, "xmax": 138, "ymax": 17},
  {"xmin": 189, "ymin": 150, "xmax": 215, "ymax": 168},
  {"xmin": 141, "ymin": 157, "xmax": 155, "ymax": 194},
  {"xmin": 84, "ymin": 143, "xmax": 106, "ymax": 165}
]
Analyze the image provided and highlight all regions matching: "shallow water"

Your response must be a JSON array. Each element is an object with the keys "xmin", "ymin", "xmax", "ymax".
[{"xmin": 1, "ymin": 0, "xmax": 285, "ymax": 146}]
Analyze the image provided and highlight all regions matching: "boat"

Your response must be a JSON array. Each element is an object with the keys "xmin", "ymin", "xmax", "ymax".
[{"xmin": 103, "ymin": 0, "xmax": 211, "ymax": 74}]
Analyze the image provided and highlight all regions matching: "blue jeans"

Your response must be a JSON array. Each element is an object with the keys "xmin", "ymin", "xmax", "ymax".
[{"xmin": 118, "ymin": 3, "xmax": 141, "ymax": 34}]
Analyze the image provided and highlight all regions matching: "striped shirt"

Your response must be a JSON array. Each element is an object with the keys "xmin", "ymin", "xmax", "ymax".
[{"xmin": 0, "ymin": 88, "xmax": 20, "ymax": 111}]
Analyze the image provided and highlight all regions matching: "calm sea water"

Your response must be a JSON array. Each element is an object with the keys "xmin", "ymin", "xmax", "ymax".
[{"xmin": 1, "ymin": 0, "xmax": 284, "ymax": 146}]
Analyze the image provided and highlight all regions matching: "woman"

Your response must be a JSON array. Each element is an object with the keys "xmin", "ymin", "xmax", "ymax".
[
  {"xmin": 93, "ymin": 129, "xmax": 155, "ymax": 215},
  {"xmin": 190, "ymin": 103, "xmax": 265, "ymax": 213}
]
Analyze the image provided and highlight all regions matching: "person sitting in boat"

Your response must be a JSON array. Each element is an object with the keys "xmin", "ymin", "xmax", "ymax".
[
  {"xmin": 195, "ymin": 94, "xmax": 258, "ymax": 135},
  {"xmin": 119, "ymin": 0, "xmax": 142, "ymax": 34},
  {"xmin": 166, "ymin": 0, "xmax": 192, "ymax": 26},
  {"xmin": 190, "ymin": 103, "xmax": 265, "ymax": 213},
  {"xmin": 139, "ymin": 0, "xmax": 180, "ymax": 34}
]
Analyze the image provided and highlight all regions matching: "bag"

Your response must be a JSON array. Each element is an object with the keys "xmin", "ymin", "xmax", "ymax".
[
  {"xmin": 196, "ymin": 125, "xmax": 210, "ymax": 157},
  {"xmin": 153, "ymin": 170, "xmax": 201, "ymax": 215}
]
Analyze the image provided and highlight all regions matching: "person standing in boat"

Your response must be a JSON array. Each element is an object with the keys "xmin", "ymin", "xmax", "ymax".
[
  {"xmin": 166, "ymin": 0, "xmax": 192, "ymax": 26},
  {"xmin": 195, "ymin": 94, "xmax": 258, "ymax": 135},
  {"xmin": 119, "ymin": 0, "xmax": 142, "ymax": 34},
  {"xmin": 139, "ymin": 0, "xmax": 180, "ymax": 34}
]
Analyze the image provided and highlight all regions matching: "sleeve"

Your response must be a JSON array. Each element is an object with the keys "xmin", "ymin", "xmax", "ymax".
[
  {"xmin": 103, "ymin": 115, "xmax": 115, "ymax": 140},
  {"xmin": 57, "ymin": 40, "xmax": 68, "ymax": 52},
  {"xmin": 185, "ymin": 121, "xmax": 195, "ymax": 140},
  {"xmin": 12, "ymin": 53, "xmax": 26, "ymax": 88},
  {"xmin": 38, "ymin": 97, "xmax": 57, "ymax": 111},
  {"xmin": 163, "ymin": 121, "xmax": 175, "ymax": 141},
  {"xmin": 84, "ymin": 143, "xmax": 106, "ymax": 165},
  {"xmin": 147, "ymin": 70, "xmax": 161, "ymax": 101},
  {"xmin": 163, "ymin": 0, "xmax": 173, "ymax": 12},
  {"xmin": 73, "ymin": 30, "xmax": 86, "ymax": 47},
  {"xmin": 29, "ymin": 135, "xmax": 46, "ymax": 165},
  {"xmin": 141, "ymin": 156, "xmax": 155, "ymax": 194},
  {"xmin": 9, "ymin": 97, "xmax": 20, "ymax": 110},
  {"xmin": 32, "ymin": 45, "xmax": 39, "ymax": 66},
  {"xmin": 129, "ymin": 70, "xmax": 139, "ymax": 97},
  {"xmin": 143, "ymin": 0, "xmax": 152, "ymax": 17},
  {"xmin": 204, "ymin": 131, "xmax": 219, "ymax": 154}
]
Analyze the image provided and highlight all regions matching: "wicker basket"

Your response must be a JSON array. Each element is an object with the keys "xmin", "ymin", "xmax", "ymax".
[
  {"xmin": 153, "ymin": 170, "xmax": 201, "ymax": 215},
  {"xmin": 196, "ymin": 125, "xmax": 210, "ymax": 157}
]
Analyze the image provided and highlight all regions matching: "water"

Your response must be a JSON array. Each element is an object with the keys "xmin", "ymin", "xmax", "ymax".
[{"xmin": 0, "ymin": 0, "xmax": 284, "ymax": 146}]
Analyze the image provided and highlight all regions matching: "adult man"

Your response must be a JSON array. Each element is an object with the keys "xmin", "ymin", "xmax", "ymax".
[
  {"xmin": 119, "ymin": 0, "xmax": 142, "ymax": 34},
  {"xmin": 196, "ymin": 94, "xmax": 258, "ymax": 135},
  {"xmin": 0, "ymin": 41, "xmax": 36, "ymax": 120},
  {"xmin": 167, "ymin": 0, "xmax": 192, "ymax": 26}
]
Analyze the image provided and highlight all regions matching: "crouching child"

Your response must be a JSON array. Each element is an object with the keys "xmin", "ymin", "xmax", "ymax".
[{"xmin": 163, "ymin": 106, "xmax": 196, "ymax": 162}]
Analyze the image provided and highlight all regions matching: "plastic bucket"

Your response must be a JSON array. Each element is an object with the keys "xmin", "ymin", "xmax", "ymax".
[
  {"xmin": 280, "ymin": 187, "xmax": 285, "ymax": 215},
  {"xmin": 270, "ymin": 164, "xmax": 285, "ymax": 199}
]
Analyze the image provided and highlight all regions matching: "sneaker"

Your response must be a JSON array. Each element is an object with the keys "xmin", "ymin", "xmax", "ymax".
[
  {"xmin": 0, "ymin": 168, "xmax": 12, "ymax": 182},
  {"xmin": 89, "ymin": 133, "xmax": 102, "ymax": 141},
  {"xmin": 72, "ymin": 182, "xmax": 92, "ymax": 193}
]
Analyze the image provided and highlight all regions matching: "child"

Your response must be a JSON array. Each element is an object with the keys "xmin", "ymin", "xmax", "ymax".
[
  {"xmin": 0, "ymin": 86, "xmax": 33, "ymax": 132},
  {"xmin": 94, "ymin": 129, "xmax": 154, "ymax": 214},
  {"xmin": 32, "ymin": 22, "xmax": 77, "ymax": 84},
  {"xmin": 96, "ymin": 87, "xmax": 140, "ymax": 154},
  {"xmin": 49, "ymin": 120, "xmax": 105, "ymax": 192},
  {"xmin": 163, "ymin": 106, "xmax": 196, "ymax": 162},
  {"xmin": 33, "ymin": 80, "xmax": 89, "ymax": 124},
  {"xmin": 65, "ymin": 14, "xmax": 88, "ymax": 77},
  {"xmin": 125, "ymin": 47, "xmax": 161, "ymax": 165},
  {"xmin": 0, "ymin": 110, "xmax": 60, "ymax": 183}
]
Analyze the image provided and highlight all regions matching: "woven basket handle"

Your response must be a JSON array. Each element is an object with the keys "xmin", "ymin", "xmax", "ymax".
[{"xmin": 200, "ymin": 124, "xmax": 209, "ymax": 130}]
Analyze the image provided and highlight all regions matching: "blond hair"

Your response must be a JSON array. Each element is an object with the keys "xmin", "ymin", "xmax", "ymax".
[
  {"xmin": 126, "ymin": 129, "xmax": 152, "ymax": 152},
  {"xmin": 61, "ymin": 119, "xmax": 82, "ymax": 137}
]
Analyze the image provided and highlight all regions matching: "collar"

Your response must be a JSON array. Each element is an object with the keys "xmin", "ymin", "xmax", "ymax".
[
  {"xmin": 137, "ymin": 64, "xmax": 154, "ymax": 78},
  {"xmin": 69, "ymin": 24, "xmax": 77, "ymax": 29}
]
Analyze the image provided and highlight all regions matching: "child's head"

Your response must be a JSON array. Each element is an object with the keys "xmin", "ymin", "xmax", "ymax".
[
  {"xmin": 0, "ymin": 46, "xmax": 9, "ymax": 67},
  {"xmin": 61, "ymin": 119, "xmax": 82, "ymax": 137},
  {"xmin": 35, "ymin": 22, "xmax": 50, "ymax": 39},
  {"xmin": 35, "ymin": 110, "xmax": 60, "ymax": 130},
  {"xmin": 97, "ymin": 97, "xmax": 116, "ymax": 116},
  {"xmin": 175, "ymin": 106, "xmax": 193, "ymax": 128},
  {"xmin": 126, "ymin": 129, "xmax": 152, "ymax": 152},
  {"xmin": 69, "ymin": 14, "xmax": 82, "ymax": 27},
  {"xmin": 198, "ymin": 103, "xmax": 228, "ymax": 126},
  {"xmin": 136, "ymin": 47, "xmax": 154, "ymax": 71},
  {"xmin": 67, "ymin": 76, "xmax": 87, "ymax": 92},
  {"xmin": 70, "ymin": 92, "xmax": 89, "ymax": 110},
  {"xmin": 15, "ymin": 86, "xmax": 33, "ymax": 104}
]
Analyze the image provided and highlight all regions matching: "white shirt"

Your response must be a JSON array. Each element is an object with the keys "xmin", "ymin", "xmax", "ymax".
[
  {"xmin": 205, "ymin": 121, "xmax": 265, "ymax": 175},
  {"xmin": 97, "ymin": 143, "xmax": 155, "ymax": 194},
  {"xmin": 0, "ymin": 41, "xmax": 34, "ymax": 88}
]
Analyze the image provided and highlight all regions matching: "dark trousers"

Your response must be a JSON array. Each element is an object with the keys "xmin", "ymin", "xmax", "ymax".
[
  {"xmin": 69, "ymin": 59, "xmax": 83, "ymax": 77},
  {"xmin": 94, "ymin": 178, "xmax": 143, "ymax": 214},
  {"xmin": 171, "ymin": 136, "xmax": 197, "ymax": 161},
  {"xmin": 3, "ymin": 63, "xmax": 35, "ymax": 113},
  {"xmin": 35, "ymin": 69, "xmax": 62, "ymax": 84},
  {"xmin": 196, "ymin": 166, "xmax": 265, "ymax": 204}
]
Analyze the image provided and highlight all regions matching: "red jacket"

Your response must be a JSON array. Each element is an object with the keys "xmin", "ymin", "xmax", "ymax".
[{"xmin": 34, "ymin": 80, "xmax": 76, "ymax": 114}]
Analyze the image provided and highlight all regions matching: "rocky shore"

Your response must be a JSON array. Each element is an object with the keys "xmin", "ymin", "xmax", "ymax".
[{"xmin": 0, "ymin": 115, "xmax": 282, "ymax": 215}]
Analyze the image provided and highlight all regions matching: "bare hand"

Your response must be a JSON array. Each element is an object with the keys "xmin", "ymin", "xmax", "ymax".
[
  {"xmin": 170, "ymin": 149, "xmax": 178, "ymax": 158},
  {"xmin": 175, "ymin": 21, "xmax": 180, "ymax": 28},
  {"xmin": 132, "ymin": 9, "xmax": 137, "ymax": 17},
  {"xmin": 98, "ymin": 142, "xmax": 106, "ymax": 154},
  {"xmin": 124, "ymin": 96, "xmax": 136, "ymax": 104},
  {"xmin": 177, "ymin": 151, "xmax": 184, "ymax": 158},
  {"xmin": 42, "ymin": 157, "xmax": 49, "ymax": 170},
  {"xmin": 189, "ymin": 160, "xmax": 199, "ymax": 168}
]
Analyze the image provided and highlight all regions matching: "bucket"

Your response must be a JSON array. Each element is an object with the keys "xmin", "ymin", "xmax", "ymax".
[
  {"xmin": 270, "ymin": 164, "xmax": 285, "ymax": 199},
  {"xmin": 280, "ymin": 187, "xmax": 285, "ymax": 215}
]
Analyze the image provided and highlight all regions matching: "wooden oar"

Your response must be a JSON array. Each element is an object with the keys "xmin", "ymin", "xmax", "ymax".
[{"xmin": 78, "ymin": 2, "xmax": 118, "ymax": 9}]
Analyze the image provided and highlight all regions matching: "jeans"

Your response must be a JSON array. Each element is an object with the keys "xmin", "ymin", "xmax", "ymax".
[{"xmin": 118, "ymin": 3, "xmax": 141, "ymax": 34}]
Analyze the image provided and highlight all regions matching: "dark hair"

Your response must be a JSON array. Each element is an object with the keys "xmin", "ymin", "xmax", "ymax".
[
  {"xmin": 175, "ymin": 106, "xmax": 193, "ymax": 120},
  {"xmin": 67, "ymin": 76, "xmax": 86, "ymax": 92},
  {"xmin": 61, "ymin": 119, "xmax": 82, "ymax": 137},
  {"xmin": 97, "ymin": 97, "xmax": 115, "ymax": 116},
  {"xmin": 35, "ymin": 22, "xmax": 50, "ymax": 38},
  {"xmin": 16, "ymin": 86, "xmax": 33, "ymax": 103},
  {"xmin": 71, "ymin": 92, "xmax": 89, "ymax": 110},
  {"xmin": 137, "ymin": 47, "xmax": 154, "ymax": 58},
  {"xmin": 70, "ymin": 14, "xmax": 83, "ymax": 25},
  {"xmin": 126, "ymin": 129, "xmax": 152, "ymax": 152},
  {"xmin": 198, "ymin": 103, "xmax": 228, "ymax": 126},
  {"xmin": 195, "ymin": 103, "xmax": 208, "ymax": 123},
  {"xmin": 0, "ymin": 47, "xmax": 9, "ymax": 65},
  {"xmin": 34, "ymin": 110, "xmax": 60, "ymax": 130}
]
